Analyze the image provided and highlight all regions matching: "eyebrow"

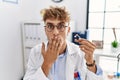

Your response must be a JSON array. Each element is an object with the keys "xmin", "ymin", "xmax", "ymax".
[
  {"xmin": 46, "ymin": 22, "xmax": 65, "ymax": 24},
  {"xmin": 46, "ymin": 22, "xmax": 53, "ymax": 25}
]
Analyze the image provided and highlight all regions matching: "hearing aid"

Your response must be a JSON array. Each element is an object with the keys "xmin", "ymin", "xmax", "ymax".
[
  {"xmin": 74, "ymin": 34, "xmax": 81, "ymax": 40},
  {"xmin": 74, "ymin": 34, "xmax": 81, "ymax": 45}
]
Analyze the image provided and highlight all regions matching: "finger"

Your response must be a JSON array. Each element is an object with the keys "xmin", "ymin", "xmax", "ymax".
[
  {"xmin": 57, "ymin": 39, "xmax": 62, "ymax": 53},
  {"xmin": 80, "ymin": 45, "xmax": 95, "ymax": 53},
  {"xmin": 41, "ymin": 42, "xmax": 45, "ymax": 56},
  {"xmin": 52, "ymin": 39, "xmax": 57, "ymax": 49},
  {"xmin": 55, "ymin": 38, "xmax": 61, "ymax": 50},
  {"xmin": 48, "ymin": 39, "xmax": 52, "ymax": 50},
  {"xmin": 80, "ymin": 45, "xmax": 95, "ymax": 52},
  {"xmin": 80, "ymin": 45, "xmax": 94, "ymax": 55},
  {"xmin": 75, "ymin": 38, "xmax": 96, "ymax": 48},
  {"xmin": 54, "ymin": 38, "xmax": 59, "ymax": 50},
  {"xmin": 79, "ymin": 40, "xmax": 96, "ymax": 49},
  {"xmin": 53, "ymin": 38, "xmax": 60, "ymax": 54},
  {"xmin": 52, "ymin": 39, "xmax": 57, "ymax": 50},
  {"xmin": 80, "ymin": 45, "xmax": 92, "ymax": 54},
  {"xmin": 81, "ymin": 39, "xmax": 96, "ymax": 47},
  {"xmin": 76, "ymin": 39, "xmax": 96, "ymax": 50}
]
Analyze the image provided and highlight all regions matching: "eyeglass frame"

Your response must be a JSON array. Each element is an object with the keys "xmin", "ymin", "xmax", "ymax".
[{"xmin": 44, "ymin": 22, "xmax": 69, "ymax": 32}]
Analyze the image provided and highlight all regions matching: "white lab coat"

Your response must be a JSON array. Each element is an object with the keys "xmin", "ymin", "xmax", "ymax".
[{"xmin": 23, "ymin": 40, "xmax": 103, "ymax": 80}]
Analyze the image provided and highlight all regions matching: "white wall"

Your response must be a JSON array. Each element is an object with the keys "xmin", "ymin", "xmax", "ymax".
[
  {"xmin": 0, "ymin": 1, "xmax": 24, "ymax": 80},
  {"xmin": 0, "ymin": 0, "xmax": 87, "ymax": 80},
  {"xmin": 23, "ymin": 0, "xmax": 87, "ymax": 32},
  {"xmin": 22, "ymin": 0, "xmax": 87, "ymax": 42}
]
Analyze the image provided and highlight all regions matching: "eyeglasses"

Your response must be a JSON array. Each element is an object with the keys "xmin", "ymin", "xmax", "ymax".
[{"xmin": 44, "ymin": 22, "xmax": 68, "ymax": 32}]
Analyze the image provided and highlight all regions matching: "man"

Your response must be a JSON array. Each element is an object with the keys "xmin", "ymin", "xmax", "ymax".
[{"xmin": 23, "ymin": 6, "xmax": 103, "ymax": 80}]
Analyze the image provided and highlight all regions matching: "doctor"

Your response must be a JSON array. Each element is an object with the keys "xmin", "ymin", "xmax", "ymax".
[{"xmin": 23, "ymin": 6, "xmax": 103, "ymax": 80}]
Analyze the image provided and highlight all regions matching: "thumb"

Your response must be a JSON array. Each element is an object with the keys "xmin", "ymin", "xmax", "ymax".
[{"xmin": 41, "ymin": 42, "xmax": 45, "ymax": 56}]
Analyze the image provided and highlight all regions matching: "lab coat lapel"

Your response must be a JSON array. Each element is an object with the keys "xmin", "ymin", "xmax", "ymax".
[
  {"xmin": 66, "ymin": 54, "xmax": 75, "ymax": 80},
  {"xmin": 66, "ymin": 41, "xmax": 75, "ymax": 80}
]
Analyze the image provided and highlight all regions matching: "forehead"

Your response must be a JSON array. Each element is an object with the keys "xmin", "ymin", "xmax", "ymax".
[{"xmin": 45, "ymin": 19, "xmax": 67, "ymax": 25}]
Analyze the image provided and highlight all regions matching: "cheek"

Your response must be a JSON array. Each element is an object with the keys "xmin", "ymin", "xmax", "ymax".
[
  {"xmin": 60, "ymin": 32, "xmax": 67, "ymax": 41},
  {"xmin": 45, "ymin": 32, "xmax": 52, "ymax": 40}
]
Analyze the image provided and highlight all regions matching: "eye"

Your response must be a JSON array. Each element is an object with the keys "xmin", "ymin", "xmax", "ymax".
[
  {"xmin": 57, "ymin": 24, "xmax": 64, "ymax": 29},
  {"xmin": 47, "ymin": 24, "xmax": 54, "ymax": 29},
  {"xmin": 57, "ymin": 23, "xmax": 65, "ymax": 29}
]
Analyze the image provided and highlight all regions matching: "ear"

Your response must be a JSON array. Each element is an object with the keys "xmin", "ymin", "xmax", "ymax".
[
  {"xmin": 44, "ymin": 27, "xmax": 47, "ymax": 33},
  {"xmin": 67, "ymin": 26, "xmax": 70, "ymax": 35}
]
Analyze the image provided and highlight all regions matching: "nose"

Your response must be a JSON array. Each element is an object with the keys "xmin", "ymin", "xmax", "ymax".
[{"xmin": 53, "ymin": 27, "xmax": 59, "ymax": 35}]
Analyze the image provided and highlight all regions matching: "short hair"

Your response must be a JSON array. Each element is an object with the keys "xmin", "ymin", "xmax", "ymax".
[{"xmin": 41, "ymin": 6, "xmax": 70, "ymax": 22}]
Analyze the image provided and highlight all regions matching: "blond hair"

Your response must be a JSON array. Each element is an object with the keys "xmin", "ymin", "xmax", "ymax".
[{"xmin": 41, "ymin": 6, "xmax": 70, "ymax": 22}]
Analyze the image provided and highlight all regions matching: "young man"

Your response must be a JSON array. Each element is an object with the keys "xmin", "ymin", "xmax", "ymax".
[{"xmin": 23, "ymin": 6, "xmax": 103, "ymax": 80}]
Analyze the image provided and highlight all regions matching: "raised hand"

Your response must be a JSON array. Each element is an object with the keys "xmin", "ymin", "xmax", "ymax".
[
  {"xmin": 75, "ymin": 38, "xmax": 96, "ymax": 63},
  {"xmin": 41, "ymin": 38, "xmax": 62, "ymax": 76},
  {"xmin": 42, "ymin": 38, "xmax": 62, "ymax": 64}
]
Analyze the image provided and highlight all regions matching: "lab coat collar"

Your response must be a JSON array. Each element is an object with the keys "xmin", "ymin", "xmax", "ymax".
[
  {"xmin": 66, "ymin": 40, "xmax": 76, "ymax": 80},
  {"xmin": 65, "ymin": 54, "xmax": 75, "ymax": 80},
  {"xmin": 66, "ymin": 40, "xmax": 77, "ymax": 55}
]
